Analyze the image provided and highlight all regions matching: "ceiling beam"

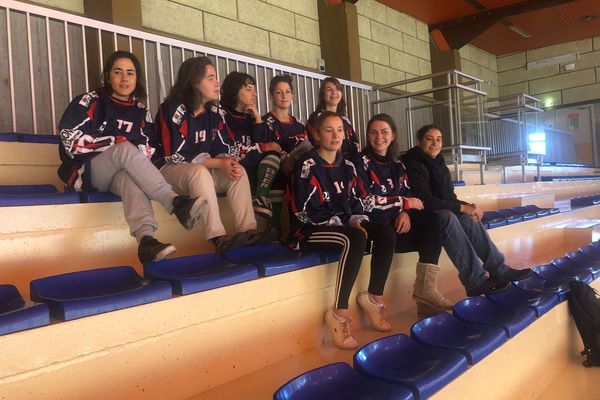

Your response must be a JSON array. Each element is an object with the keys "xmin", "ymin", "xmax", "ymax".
[{"xmin": 430, "ymin": 0, "xmax": 579, "ymax": 50}]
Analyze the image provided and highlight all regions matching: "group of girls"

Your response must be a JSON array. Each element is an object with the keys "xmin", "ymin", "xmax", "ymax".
[{"xmin": 58, "ymin": 50, "xmax": 528, "ymax": 350}]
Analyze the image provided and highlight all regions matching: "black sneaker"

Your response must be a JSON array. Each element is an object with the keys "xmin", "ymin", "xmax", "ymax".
[
  {"xmin": 491, "ymin": 268, "xmax": 533, "ymax": 285},
  {"xmin": 212, "ymin": 232, "xmax": 254, "ymax": 257},
  {"xmin": 172, "ymin": 196, "xmax": 207, "ymax": 230},
  {"xmin": 245, "ymin": 227, "xmax": 279, "ymax": 246},
  {"xmin": 466, "ymin": 278, "xmax": 511, "ymax": 297},
  {"xmin": 252, "ymin": 196, "xmax": 273, "ymax": 218},
  {"xmin": 138, "ymin": 236, "xmax": 176, "ymax": 264}
]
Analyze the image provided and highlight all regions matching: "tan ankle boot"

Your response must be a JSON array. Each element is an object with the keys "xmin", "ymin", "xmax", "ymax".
[{"xmin": 413, "ymin": 263, "xmax": 453, "ymax": 314}]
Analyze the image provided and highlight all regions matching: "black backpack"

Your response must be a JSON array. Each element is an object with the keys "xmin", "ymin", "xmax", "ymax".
[{"xmin": 568, "ymin": 281, "xmax": 600, "ymax": 367}]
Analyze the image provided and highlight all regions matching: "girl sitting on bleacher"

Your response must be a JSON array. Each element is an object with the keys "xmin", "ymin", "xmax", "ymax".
[
  {"xmin": 261, "ymin": 74, "xmax": 311, "ymax": 230},
  {"xmin": 402, "ymin": 124, "xmax": 533, "ymax": 295},
  {"xmin": 153, "ymin": 57, "xmax": 274, "ymax": 256},
  {"xmin": 306, "ymin": 77, "xmax": 359, "ymax": 158},
  {"xmin": 288, "ymin": 111, "xmax": 396, "ymax": 350},
  {"xmin": 57, "ymin": 50, "xmax": 205, "ymax": 265},
  {"xmin": 354, "ymin": 114, "xmax": 452, "ymax": 317},
  {"xmin": 219, "ymin": 71, "xmax": 282, "ymax": 231}
]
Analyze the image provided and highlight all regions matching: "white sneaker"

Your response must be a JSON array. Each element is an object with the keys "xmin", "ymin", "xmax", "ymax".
[
  {"xmin": 324, "ymin": 309, "xmax": 358, "ymax": 350},
  {"xmin": 357, "ymin": 292, "xmax": 391, "ymax": 332}
]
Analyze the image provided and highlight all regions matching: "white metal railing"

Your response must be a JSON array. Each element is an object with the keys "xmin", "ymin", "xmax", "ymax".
[{"xmin": 0, "ymin": 0, "xmax": 372, "ymax": 143}]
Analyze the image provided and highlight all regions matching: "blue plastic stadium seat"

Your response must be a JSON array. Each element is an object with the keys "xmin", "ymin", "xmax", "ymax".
[
  {"xmin": 508, "ymin": 206, "xmax": 538, "ymax": 221},
  {"xmin": 0, "ymin": 191, "xmax": 80, "ymax": 206},
  {"xmin": 523, "ymin": 204, "xmax": 559, "ymax": 216},
  {"xmin": 486, "ymin": 284, "xmax": 560, "ymax": 317},
  {"xmin": 0, "ymin": 284, "xmax": 50, "ymax": 335},
  {"xmin": 410, "ymin": 312, "xmax": 507, "ymax": 365},
  {"xmin": 565, "ymin": 251, "xmax": 600, "ymax": 280},
  {"xmin": 19, "ymin": 133, "xmax": 61, "ymax": 144},
  {"xmin": 224, "ymin": 243, "xmax": 322, "ymax": 277},
  {"xmin": 453, "ymin": 297, "xmax": 537, "ymax": 337},
  {"xmin": 0, "ymin": 184, "xmax": 58, "ymax": 195},
  {"xmin": 514, "ymin": 274, "xmax": 571, "ymax": 302},
  {"xmin": 0, "ymin": 132, "xmax": 19, "ymax": 142},
  {"xmin": 533, "ymin": 263, "xmax": 593, "ymax": 284},
  {"xmin": 452, "ymin": 181, "xmax": 466, "ymax": 187},
  {"xmin": 79, "ymin": 191, "xmax": 122, "ymax": 203},
  {"xmin": 273, "ymin": 362, "xmax": 413, "ymax": 400},
  {"xmin": 552, "ymin": 256, "xmax": 600, "ymax": 280},
  {"xmin": 30, "ymin": 266, "xmax": 172, "ymax": 320},
  {"xmin": 495, "ymin": 209, "xmax": 523, "ymax": 224},
  {"xmin": 354, "ymin": 334, "xmax": 467, "ymax": 399},
  {"xmin": 481, "ymin": 211, "xmax": 507, "ymax": 229},
  {"xmin": 144, "ymin": 253, "xmax": 259, "ymax": 295}
]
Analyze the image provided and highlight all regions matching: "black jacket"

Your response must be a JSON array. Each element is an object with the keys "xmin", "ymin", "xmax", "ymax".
[{"xmin": 402, "ymin": 146, "xmax": 466, "ymax": 214}]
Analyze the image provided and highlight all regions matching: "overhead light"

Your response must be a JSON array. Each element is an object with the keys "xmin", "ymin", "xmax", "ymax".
[
  {"xmin": 508, "ymin": 24, "xmax": 532, "ymax": 38},
  {"xmin": 581, "ymin": 15, "xmax": 597, "ymax": 22},
  {"xmin": 527, "ymin": 52, "xmax": 579, "ymax": 70}
]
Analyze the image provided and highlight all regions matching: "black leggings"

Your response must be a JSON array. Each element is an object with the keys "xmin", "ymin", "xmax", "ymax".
[
  {"xmin": 395, "ymin": 210, "xmax": 442, "ymax": 264},
  {"xmin": 300, "ymin": 221, "xmax": 396, "ymax": 309}
]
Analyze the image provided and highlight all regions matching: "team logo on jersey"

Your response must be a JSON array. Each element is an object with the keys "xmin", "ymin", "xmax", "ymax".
[
  {"xmin": 79, "ymin": 91, "xmax": 98, "ymax": 107},
  {"xmin": 300, "ymin": 158, "xmax": 316, "ymax": 179},
  {"xmin": 173, "ymin": 105, "xmax": 186, "ymax": 125},
  {"xmin": 165, "ymin": 152, "xmax": 185, "ymax": 164},
  {"xmin": 295, "ymin": 211, "xmax": 311, "ymax": 224}
]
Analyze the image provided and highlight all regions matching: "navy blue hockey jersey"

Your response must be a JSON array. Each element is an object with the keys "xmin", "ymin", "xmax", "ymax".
[
  {"xmin": 306, "ymin": 110, "xmax": 360, "ymax": 158},
  {"xmin": 57, "ymin": 91, "xmax": 153, "ymax": 191},
  {"xmin": 287, "ymin": 148, "xmax": 367, "ymax": 248},
  {"xmin": 223, "ymin": 109, "xmax": 270, "ymax": 170},
  {"xmin": 153, "ymin": 98, "xmax": 229, "ymax": 168},
  {"xmin": 354, "ymin": 150, "xmax": 411, "ymax": 224},
  {"xmin": 262, "ymin": 112, "xmax": 308, "ymax": 160}
]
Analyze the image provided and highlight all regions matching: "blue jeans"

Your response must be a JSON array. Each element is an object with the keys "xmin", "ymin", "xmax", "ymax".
[{"xmin": 435, "ymin": 210, "xmax": 510, "ymax": 290}]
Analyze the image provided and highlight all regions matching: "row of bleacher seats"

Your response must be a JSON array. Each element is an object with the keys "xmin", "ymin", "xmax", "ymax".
[
  {"xmin": 570, "ymin": 194, "xmax": 600, "ymax": 208},
  {"xmin": 2, "ymin": 238, "xmax": 599, "ymax": 336},
  {"xmin": 0, "ymin": 243, "xmax": 324, "ymax": 327},
  {"xmin": 480, "ymin": 205, "xmax": 559, "ymax": 229},
  {"xmin": 0, "ymin": 132, "xmax": 60, "ymax": 144},
  {"xmin": 538, "ymin": 175, "xmax": 600, "ymax": 182},
  {"xmin": 273, "ymin": 241, "xmax": 600, "ymax": 400}
]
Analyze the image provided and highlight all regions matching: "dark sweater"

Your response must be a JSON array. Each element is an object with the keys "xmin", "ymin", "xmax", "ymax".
[{"xmin": 402, "ymin": 146, "xmax": 466, "ymax": 214}]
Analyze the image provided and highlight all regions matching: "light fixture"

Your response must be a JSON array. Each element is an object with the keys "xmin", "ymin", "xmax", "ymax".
[
  {"xmin": 581, "ymin": 15, "xmax": 597, "ymax": 22},
  {"xmin": 527, "ymin": 52, "xmax": 579, "ymax": 70}
]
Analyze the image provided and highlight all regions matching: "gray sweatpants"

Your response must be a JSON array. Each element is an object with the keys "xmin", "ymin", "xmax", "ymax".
[{"xmin": 90, "ymin": 141, "xmax": 177, "ymax": 241}]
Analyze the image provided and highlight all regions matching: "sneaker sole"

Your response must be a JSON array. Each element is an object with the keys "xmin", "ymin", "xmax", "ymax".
[
  {"xmin": 152, "ymin": 244, "xmax": 177, "ymax": 263},
  {"xmin": 183, "ymin": 197, "xmax": 208, "ymax": 230}
]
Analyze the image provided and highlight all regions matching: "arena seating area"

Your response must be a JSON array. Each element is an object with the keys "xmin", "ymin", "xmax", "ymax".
[
  {"xmin": 3, "ymin": 119, "xmax": 600, "ymax": 399},
  {"xmin": 2, "ymin": 2, "xmax": 600, "ymax": 399}
]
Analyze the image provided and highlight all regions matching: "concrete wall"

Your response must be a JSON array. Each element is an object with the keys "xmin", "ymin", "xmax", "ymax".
[
  {"xmin": 497, "ymin": 37, "xmax": 600, "ymax": 107},
  {"xmin": 27, "ymin": 0, "xmax": 84, "ymax": 14},
  {"xmin": 459, "ymin": 44, "xmax": 499, "ymax": 99},
  {"xmin": 356, "ymin": 0, "xmax": 431, "ymax": 91},
  {"xmin": 139, "ymin": 0, "xmax": 321, "ymax": 70}
]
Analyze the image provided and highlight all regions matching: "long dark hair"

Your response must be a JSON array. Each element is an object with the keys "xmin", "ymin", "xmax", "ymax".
[
  {"xmin": 315, "ymin": 76, "xmax": 346, "ymax": 115},
  {"xmin": 364, "ymin": 113, "xmax": 400, "ymax": 159},
  {"xmin": 168, "ymin": 56, "xmax": 215, "ymax": 111},
  {"xmin": 98, "ymin": 51, "xmax": 146, "ymax": 101},
  {"xmin": 220, "ymin": 71, "xmax": 256, "ymax": 112}
]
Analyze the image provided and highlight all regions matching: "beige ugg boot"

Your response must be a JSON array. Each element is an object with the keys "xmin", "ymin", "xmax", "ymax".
[{"xmin": 413, "ymin": 262, "xmax": 453, "ymax": 317}]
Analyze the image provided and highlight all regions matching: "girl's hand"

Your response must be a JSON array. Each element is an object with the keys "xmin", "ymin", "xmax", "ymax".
[
  {"xmin": 221, "ymin": 157, "xmax": 244, "ymax": 181},
  {"xmin": 406, "ymin": 197, "xmax": 423, "ymax": 210},
  {"xmin": 394, "ymin": 211, "xmax": 411, "ymax": 234}
]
